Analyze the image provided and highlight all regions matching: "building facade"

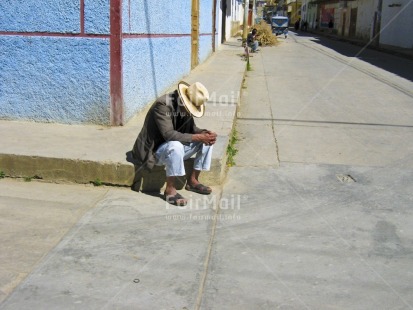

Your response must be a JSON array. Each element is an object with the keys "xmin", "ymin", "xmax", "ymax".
[
  {"xmin": 0, "ymin": 0, "xmax": 239, "ymax": 126},
  {"xmin": 300, "ymin": 0, "xmax": 413, "ymax": 49},
  {"xmin": 218, "ymin": 0, "xmax": 244, "ymax": 43},
  {"xmin": 287, "ymin": 0, "xmax": 302, "ymax": 24}
]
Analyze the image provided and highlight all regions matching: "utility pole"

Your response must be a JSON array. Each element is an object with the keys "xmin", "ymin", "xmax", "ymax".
[
  {"xmin": 252, "ymin": 0, "xmax": 256, "ymax": 26},
  {"xmin": 242, "ymin": 0, "xmax": 250, "ymax": 43},
  {"xmin": 373, "ymin": 0, "xmax": 383, "ymax": 47}
]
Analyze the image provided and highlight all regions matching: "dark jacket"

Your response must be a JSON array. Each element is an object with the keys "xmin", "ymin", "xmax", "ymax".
[
  {"xmin": 247, "ymin": 30, "xmax": 257, "ymax": 45},
  {"xmin": 132, "ymin": 90, "xmax": 204, "ymax": 171},
  {"xmin": 247, "ymin": 32, "xmax": 254, "ymax": 45}
]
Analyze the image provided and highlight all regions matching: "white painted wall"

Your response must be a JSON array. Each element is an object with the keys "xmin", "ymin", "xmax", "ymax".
[
  {"xmin": 302, "ymin": 0, "xmax": 412, "ymax": 49},
  {"xmin": 355, "ymin": 0, "xmax": 377, "ymax": 41},
  {"xmin": 217, "ymin": 0, "xmax": 244, "ymax": 45},
  {"xmin": 380, "ymin": 0, "xmax": 413, "ymax": 48}
]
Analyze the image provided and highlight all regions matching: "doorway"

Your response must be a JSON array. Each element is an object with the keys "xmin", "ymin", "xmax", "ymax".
[
  {"xmin": 349, "ymin": 8, "xmax": 357, "ymax": 37},
  {"xmin": 221, "ymin": 0, "xmax": 227, "ymax": 43}
]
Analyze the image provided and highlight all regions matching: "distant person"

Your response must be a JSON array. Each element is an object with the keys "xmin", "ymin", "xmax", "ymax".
[
  {"xmin": 328, "ymin": 19, "xmax": 334, "ymax": 29},
  {"xmin": 131, "ymin": 81, "xmax": 217, "ymax": 206},
  {"xmin": 303, "ymin": 21, "xmax": 308, "ymax": 31},
  {"xmin": 247, "ymin": 28, "xmax": 259, "ymax": 53},
  {"xmin": 294, "ymin": 20, "xmax": 300, "ymax": 31}
]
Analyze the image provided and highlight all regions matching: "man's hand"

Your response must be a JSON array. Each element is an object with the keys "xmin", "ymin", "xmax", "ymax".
[{"xmin": 193, "ymin": 130, "xmax": 217, "ymax": 146}]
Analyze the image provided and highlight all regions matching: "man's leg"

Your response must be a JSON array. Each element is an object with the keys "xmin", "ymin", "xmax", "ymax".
[
  {"xmin": 254, "ymin": 41, "xmax": 258, "ymax": 52},
  {"xmin": 183, "ymin": 142, "xmax": 213, "ymax": 194},
  {"xmin": 155, "ymin": 141, "xmax": 187, "ymax": 205},
  {"xmin": 164, "ymin": 176, "xmax": 186, "ymax": 204}
]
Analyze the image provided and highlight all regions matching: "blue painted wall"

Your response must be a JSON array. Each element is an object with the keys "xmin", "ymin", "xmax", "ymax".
[
  {"xmin": 0, "ymin": 0, "xmax": 111, "ymax": 124},
  {"xmin": 85, "ymin": 0, "xmax": 110, "ymax": 34},
  {"xmin": 0, "ymin": 36, "xmax": 110, "ymax": 124},
  {"xmin": 123, "ymin": 1, "xmax": 191, "ymax": 34},
  {"xmin": 200, "ymin": 0, "xmax": 213, "ymax": 34},
  {"xmin": 122, "ymin": 0, "xmax": 215, "ymax": 121},
  {"xmin": 0, "ymin": 0, "xmax": 111, "ymax": 34},
  {"xmin": 122, "ymin": 0, "xmax": 193, "ymax": 121},
  {"xmin": 199, "ymin": 35, "xmax": 213, "ymax": 63},
  {"xmin": 0, "ymin": 0, "xmax": 80, "ymax": 33},
  {"xmin": 200, "ymin": 0, "xmax": 214, "ymax": 63},
  {"xmin": 123, "ymin": 37, "xmax": 192, "ymax": 121},
  {"xmin": 0, "ymin": 0, "xmax": 216, "ymax": 125}
]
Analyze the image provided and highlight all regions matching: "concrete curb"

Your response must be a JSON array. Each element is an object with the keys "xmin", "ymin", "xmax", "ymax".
[{"xmin": 0, "ymin": 154, "xmax": 134, "ymax": 186}]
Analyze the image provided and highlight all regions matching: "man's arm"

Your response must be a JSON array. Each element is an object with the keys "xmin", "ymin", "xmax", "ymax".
[
  {"xmin": 153, "ymin": 103, "xmax": 193, "ymax": 143},
  {"xmin": 192, "ymin": 130, "xmax": 217, "ymax": 146},
  {"xmin": 153, "ymin": 101, "xmax": 217, "ymax": 145}
]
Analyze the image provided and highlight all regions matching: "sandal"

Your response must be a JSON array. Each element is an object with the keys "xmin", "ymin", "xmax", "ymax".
[
  {"xmin": 164, "ymin": 193, "xmax": 187, "ymax": 206},
  {"xmin": 185, "ymin": 183, "xmax": 212, "ymax": 195}
]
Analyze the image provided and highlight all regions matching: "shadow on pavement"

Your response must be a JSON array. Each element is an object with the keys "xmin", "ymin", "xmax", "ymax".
[{"xmin": 294, "ymin": 31, "xmax": 413, "ymax": 83}]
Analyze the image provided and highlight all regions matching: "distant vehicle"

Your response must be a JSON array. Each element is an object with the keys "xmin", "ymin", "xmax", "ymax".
[{"xmin": 272, "ymin": 16, "xmax": 289, "ymax": 37}]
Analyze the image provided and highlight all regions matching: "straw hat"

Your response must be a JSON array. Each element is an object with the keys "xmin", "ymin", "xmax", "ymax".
[{"xmin": 177, "ymin": 81, "xmax": 209, "ymax": 118}]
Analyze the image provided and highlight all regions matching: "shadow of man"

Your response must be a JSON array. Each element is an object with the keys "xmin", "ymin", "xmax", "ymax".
[
  {"xmin": 125, "ymin": 150, "xmax": 165, "ymax": 196},
  {"xmin": 125, "ymin": 150, "xmax": 145, "ymax": 192}
]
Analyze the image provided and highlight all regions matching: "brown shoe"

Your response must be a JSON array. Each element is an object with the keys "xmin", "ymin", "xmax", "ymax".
[
  {"xmin": 185, "ymin": 183, "xmax": 212, "ymax": 195},
  {"xmin": 164, "ymin": 193, "xmax": 187, "ymax": 206}
]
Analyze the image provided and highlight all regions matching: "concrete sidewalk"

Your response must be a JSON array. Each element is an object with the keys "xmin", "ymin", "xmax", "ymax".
[
  {"xmin": 0, "ymin": 178, "xmax": 222, "ymax": 309},
  {"xmin": 0, "ymin": 39, "xmax": 246, "ymax": 189}
]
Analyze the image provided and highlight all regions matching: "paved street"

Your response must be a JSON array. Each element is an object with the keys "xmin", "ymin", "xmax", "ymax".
[
  {"xmin": 202, "ymin": 32, "xmax": 413, "ymax": 309},
  {"xmin": 1, "ymin": 32, "xmax": 413, "ymax": 309}
]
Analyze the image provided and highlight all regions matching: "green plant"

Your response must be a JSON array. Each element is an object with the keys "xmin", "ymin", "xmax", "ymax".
[
  {"xmin": 247, "ymin": 58, "xmax": 252, "ymax": 71},
  {"xmin": 23, "ymin": 175, "xmax": 41, "ymax": 182},
  {"xmin": 0, "ymin": 171, "xmax": 5, "ymax": 179},
  {"xmin": 226, "ymin": 128, "xmax": 238, "ymax": 167},
  {"xmin": 242, "ymin": 77, "xmax": 247, "ymax": 89},
  {"xmin": 91, "ymin": 178, "xmax": 103, "ymax": 186}
]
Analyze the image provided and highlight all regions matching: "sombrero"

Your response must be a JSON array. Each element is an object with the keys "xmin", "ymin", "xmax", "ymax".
[{"xmin": 177, "ymin": 81, "xmax": 209, "ymax": 118}]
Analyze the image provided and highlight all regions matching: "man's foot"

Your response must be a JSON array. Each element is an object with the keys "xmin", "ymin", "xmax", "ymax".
[
  {"xmin": 164, "ymin": 192, "xmax": 187, "ymax": 206},
  {"xmin": 185, "ymin": 182, "xmax": 212, "ymax": 195}
]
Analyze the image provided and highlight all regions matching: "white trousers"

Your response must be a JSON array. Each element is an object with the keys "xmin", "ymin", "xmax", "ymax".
[{"xmin": 155, "ymin": 141, "xmax": 213, "ymax": 177}]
